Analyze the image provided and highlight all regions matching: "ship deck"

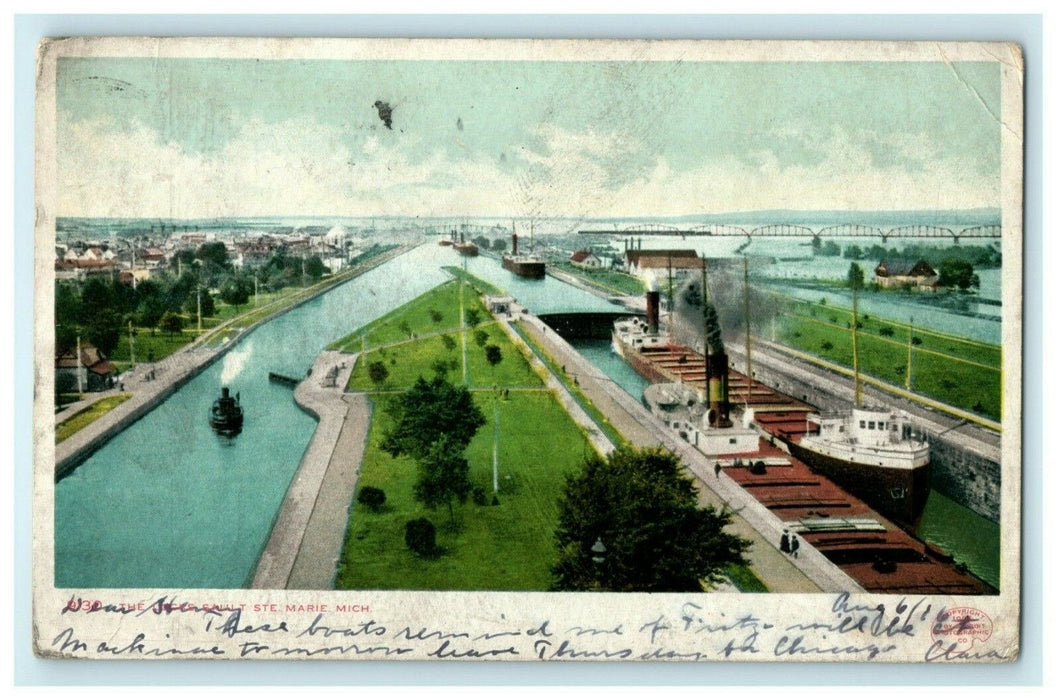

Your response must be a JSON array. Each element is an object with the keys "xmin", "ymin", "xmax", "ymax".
[{"xmin": 625, "ymin": 340, "xmax": 994, "ymax": 595}]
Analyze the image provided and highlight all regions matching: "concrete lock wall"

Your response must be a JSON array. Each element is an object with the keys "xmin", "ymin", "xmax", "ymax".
[{"xmin": 729, "ymin": 349, "xmax": 1001, "ymax": 524}]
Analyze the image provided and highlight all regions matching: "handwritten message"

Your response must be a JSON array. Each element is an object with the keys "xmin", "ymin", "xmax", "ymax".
[{"xmin": 42, "ymin": 593, "xmax": 1012, "ymax": 662}]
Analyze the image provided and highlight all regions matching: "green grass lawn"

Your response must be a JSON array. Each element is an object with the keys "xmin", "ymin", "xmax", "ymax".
[
  {"xmin": 347, "ymin": 322, "xmax": 543, "ymax": 391},
  {"xmin": 330, "ymin": 279, "xmax": 490, "ymax": 353},
  {"xmin": 55, "ymin": 394, "xmax": 132, "ymax": 443},
  {"xmin": 512, "ymin": 321, "xmax": 628, "ymax": 449},
  {"xmin": 776, "ymin": 313, "xmax": 1001, "ymax": 420},
  {"xmin": 335, "ymin": 390, "xmax": 593, "ymax": 590},
  {"xmin": 553, "ymin": 261, "xmax": 647, "ymax": 296},
  {"xmin": 774, "ymin": 295, "xmax": 1001, "ymax": 368},
  {"xmin": 441, "ymin": 266, "xmax": 505, "ymax": 295}
]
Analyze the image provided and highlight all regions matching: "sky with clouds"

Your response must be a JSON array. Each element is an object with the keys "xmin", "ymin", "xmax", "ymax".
[{"xmin": 56, "ymin": 57, "xmax": 1003, "ymax": 219}]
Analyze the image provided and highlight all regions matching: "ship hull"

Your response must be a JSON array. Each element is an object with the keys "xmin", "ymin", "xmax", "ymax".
[
  {"xmin": 612, "ymin": 333, "xmax": 673, "ymax": 385},
  {"xmin": 502, "ymin": 256, "xmax": 545, "ymax": 278},
  {"xmin": 455, "ymin": 243, "xmax": 479, "ymax": 257},
  {"xmin": 785, "ymin": 439, "xmax": 930, "ymax": 530}
]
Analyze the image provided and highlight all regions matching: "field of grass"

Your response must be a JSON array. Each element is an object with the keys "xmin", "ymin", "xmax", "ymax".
[
  {"xmin": 335, "ymin": 390, "xmax": 593, "ymax": 590},
  {"xmin": 330, "ymin": 279, "xmax": 488, "ymax": 353},
  {"xmin": 552, "ymin": 262, "xmax": 646, "ymax": 296},
  {"xmin": 776, "ymin": 295, "xmax": 1001, "ymax": 367},
  {"xmin": 55, "ymin": 394, "xmax": 132, "ymax": 443},
  {"xmin": 441, "ymin": 266, "xmax": 504, "ymax": 295},
  {"xmin": 512, "ymin": 321, "xmax": 628, "ymax": 449},
  {"xmin": 775, "ymin": 304, "xmax": 1001, "ymax": 420},
  {"xmin": 347, "ymin": 321, "xmax": 543, "ymax": 391}
]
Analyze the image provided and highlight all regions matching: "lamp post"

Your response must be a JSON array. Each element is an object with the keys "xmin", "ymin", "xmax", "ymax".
[
  {"xmin": 591, "ymin": 537, "xmax": 607, "ymax": 590},
  {"xmin": 492, "ymin": 385, "xmax": 501, "ymax": 498}
]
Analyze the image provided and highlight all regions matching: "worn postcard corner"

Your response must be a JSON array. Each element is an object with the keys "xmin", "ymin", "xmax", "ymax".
[{"xmin": 33, "ymin": 37, "xmax": 1022, "ymax": 664}]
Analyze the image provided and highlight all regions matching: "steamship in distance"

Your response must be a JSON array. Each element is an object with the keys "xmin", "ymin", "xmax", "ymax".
[{"xmin": 502, "ymin": 221, "xmax": 545, "ymax": 279}]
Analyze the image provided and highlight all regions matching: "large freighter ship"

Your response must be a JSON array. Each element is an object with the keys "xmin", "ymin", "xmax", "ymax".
[
  {"xmin": 760, "ymin": 407, "xmax": 931, "ymax": 529},
  {"xmin": 502, "ymin": 223, "xmax": 545, "ymax": 279},
  {"xmin": 613, "ymin": 287, "xmax": 932, "ymax": 530}
]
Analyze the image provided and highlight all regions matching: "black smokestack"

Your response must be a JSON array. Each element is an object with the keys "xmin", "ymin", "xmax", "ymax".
[
  {"xmin": 222, "ymin": 387, "xmax": 230, "ymax": 399},
  {"xmin": 646, "ymin": 291, "xmax": 660, "ymax": 335},
  {"xmin": 704, "ymin": 303, "xmax": 732, "ymax": 428},
  {"xmin": 512, "ymin": 232, "xmax": 518, "ymax": 255}
]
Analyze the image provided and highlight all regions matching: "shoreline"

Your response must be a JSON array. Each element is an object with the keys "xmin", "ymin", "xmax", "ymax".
[{"xmin": 53, "ymin": 242, "xmax": 415, "ymax": 478}]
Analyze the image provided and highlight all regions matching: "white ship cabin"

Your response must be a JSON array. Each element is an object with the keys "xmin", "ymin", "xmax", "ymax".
[
  {"xmin": 613, "ymin": 316, "xmax": 669, "ymax": 350},
  {"xmin": 643, "ymin": 383, "xmax": 760, "ymax": 457},
  {"xmin": 809, "ymin": 408, "xmax": 920, "ymax": 445}
]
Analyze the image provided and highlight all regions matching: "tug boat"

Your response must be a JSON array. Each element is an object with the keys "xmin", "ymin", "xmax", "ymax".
[{"xmin": 209, "ymin": 386, "xmax": 243, "ymax": 436}]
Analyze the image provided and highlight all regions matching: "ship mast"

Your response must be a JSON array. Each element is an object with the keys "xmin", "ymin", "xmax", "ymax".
[
  {"xmin": 667, "ymin": 253, "xmax": 674, "ymax": 343},
  {"xmin": 701, "ymin": 255, "xmax": 711, "ymax": 407},
  {"xmin": 851, "ymin": 278, "xmax": 863, "ymax": 407},
  {"xmin": 744, "ymin": 256, "xmax": 752, "ymax": 403}
]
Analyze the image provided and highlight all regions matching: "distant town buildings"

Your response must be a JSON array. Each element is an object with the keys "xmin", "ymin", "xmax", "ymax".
[{"xmin": 569, "ymin": 250, "xmax": 604, "ymax": 269}]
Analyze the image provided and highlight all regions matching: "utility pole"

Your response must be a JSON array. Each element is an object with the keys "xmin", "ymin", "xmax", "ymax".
[
  {"xmin": 744, "ymin": 256, "xmax": 752, "ymax": 403},
  {"xmin": 851, "ymin": 283, "xmax": 863, "ymax": 407},
  {"xmin": 197, "ymin": 287, "xmax": 202, "ymax": 334},
  {"xmin": 128, "ymin": 320, "xmax": 136, "ymax": 369},
  {"xmin": 906, "ymin": 316, "xmax": 914, "ymax": 391},
  {"xmin": 492, "ymin": 388, "xmax": 500, "ymax": 497},
  {"xmin": 75, "ymin": 333, "xmax": 84, "ymax": 397}
]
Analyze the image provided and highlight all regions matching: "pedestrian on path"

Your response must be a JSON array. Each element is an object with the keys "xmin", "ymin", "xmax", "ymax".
[
  {"xmin": 779, "ymin": 528, "xmax": 791, "ymax": 555},
  {"xmin": 790, "ymin": 532, "xmax": 800, "ymax": 558},
  {"xmin": 714, "ymin": 462, "xmax": 722, "ymax": 479}
]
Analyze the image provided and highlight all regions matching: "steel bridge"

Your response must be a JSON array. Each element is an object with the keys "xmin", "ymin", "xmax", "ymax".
[{"xmin": 580, "ymin": 223, "xmax": 1001, "ymax": 243}]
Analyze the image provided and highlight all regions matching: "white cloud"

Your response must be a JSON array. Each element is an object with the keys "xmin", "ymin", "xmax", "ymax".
[{"xmin": 57, "ymin": 117, "xmax": 999, "ymax": 220}]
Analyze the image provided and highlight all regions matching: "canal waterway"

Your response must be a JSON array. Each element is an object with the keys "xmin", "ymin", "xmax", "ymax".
[
  {"xmin": 55, "ymin": 242, "xmax": 451, "ymax": 588},
  {"xmin": 55, "ymin": 239, "xmax": 999, "ymax": 591}
]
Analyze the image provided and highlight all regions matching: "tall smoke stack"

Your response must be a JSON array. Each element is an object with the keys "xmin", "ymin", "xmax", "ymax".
[
  {"xmin": 511, "ymin": 232, "xmax": 518, "ymax": 255},
  {"xmin": 460, "ymin": 231, "xmax": 465, "ymax": 244},
  {"xmin": 701, "ymin": 260, "xmax": 732, "ymax": 428},
  {"xmin": 646, "ymin": 290, "xmax": 660, "ymax": 336}
]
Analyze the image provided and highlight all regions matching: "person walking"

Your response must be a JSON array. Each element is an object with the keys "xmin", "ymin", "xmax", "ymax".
[
  {"xmin": 779, "ymin": 528, "xmax": 791, "ymax": 555},
  {"xmin": 714, "ymin": 463, "xmax": 722, "ymax": 479},
  {"xmin": 790, "ymin": 531, "xmax": 801, "ymax": 558}
]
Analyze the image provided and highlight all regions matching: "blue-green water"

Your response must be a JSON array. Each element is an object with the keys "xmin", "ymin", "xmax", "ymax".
[{"xmin": 55, "ymin": 244, "xmax": 451, "ymax": 588}]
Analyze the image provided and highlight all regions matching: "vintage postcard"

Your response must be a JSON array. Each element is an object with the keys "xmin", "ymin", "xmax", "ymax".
[{"xmin": 33, "ymin": 37, "xmax": 1023, "ymax": 662}]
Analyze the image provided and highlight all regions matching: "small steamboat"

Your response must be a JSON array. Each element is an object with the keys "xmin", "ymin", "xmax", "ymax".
[{"xmin": 209, "ymin": 386, "xmax": 244, "ymax": 436}]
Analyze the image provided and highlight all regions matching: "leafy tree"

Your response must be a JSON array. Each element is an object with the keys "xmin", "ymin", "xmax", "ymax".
[
  {"xmin": 551, "ymin": 446, "xmax": 750, "ymax": 592},
  {"xmin": 380, "ymin": 376, "xmax": 485, "ymax": 462},
  {"xmin": 473, "ymin": 329, "xmax": 489, "ymax": 347},
  {"xmin": 136, "ymin": 295, "xmax": 168, "ymax": 328},
  {"xmin": 85, "ymin": 309, "xmax": 123, "ymax": 358},
  {"xmin": 172, "ymin": 248, "xmax": 196, "ymax": 267},
  {"xmin": 844, "ymin": 244, "xmax": 864, "ymax": 260},
  {"xmin": 430, "ymin": 359, "xmax": 451, "ymax": 378},
  {"xmin": 484, "ymin": 344, "xmax": 503, "ymax": 366},
  {"xmin": 304, "ymin": 254, "xmax": 327, "ymax": 281},
  {"xmin": 405, "ymin": 518, "xmax": 437, "ymax": 556},
  {"xmin": 847, "ymin": 262, "xmax": 865, "ymax": 290},
  {"xmin": 184, "ymin": 289, "xmax": 215, "ymax": 318},
  {"xmin": 440, "ymin": 334, "xmax": 457, "ymax": 351},
  {"xmin": 219, "ymin": 276, "xmax": 251, "ymax": 309},
  {"xmin": 815, "ymin": 240, "xmax": 841, "ymax": 257},
  {"xmin": 158, "ymin": 311, "xmax": 185, "ymax": 338},
  {"xmin": 938, "ymin": 259, "xmax": 978, "ymax": 291},
  {"xmin": 491, "ymin": 238, "xmax": 508, "ymax": 252},
  {"xmin": 413, "ymin": 436, "xmax": 473, "ymax": 523},
  {"xmin": 472, "ymin": 235, "xmax": 490, "ymax": 249},
  {"xmin": 195, "ymin": 241, "xmax": 230, "ymax": 269},
  {"xmin": 465, "ymin": 307, "xmax": 481, "ymax": 326},
  {"xmin": 429, "ymin": 308, "xmax": 444, "ymax": 324},
  {"xmin": 357, "ymin": 486, "xmax": 387, "ymax": 512},
  {"xmin": 367, "ymin": 360, "xmax": 389, "ymax": 385}
]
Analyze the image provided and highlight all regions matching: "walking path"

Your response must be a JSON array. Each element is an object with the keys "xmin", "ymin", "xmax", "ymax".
[
  {"xmin": 516, "ymin": 314, "xmax": 857, "ymax": 594},
  {"xmin": 251, "ymin": 350, "xmax": 359, "ymax": 589}
]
